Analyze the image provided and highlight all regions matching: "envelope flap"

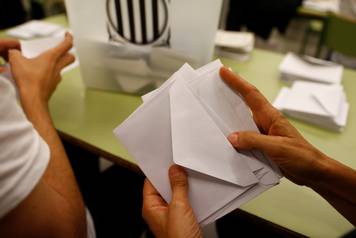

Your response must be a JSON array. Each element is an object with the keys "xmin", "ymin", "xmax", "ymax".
[
  {"xmin": 312, "ymin": 85, "xmax": 343, "ymax": 117},
  {"xmin": 169, "ymin": 78, "xmax": 258, "ymax": 187}
]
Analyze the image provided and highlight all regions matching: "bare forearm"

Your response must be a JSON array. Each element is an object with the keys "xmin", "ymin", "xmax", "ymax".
[
  {"xmin": 308, "ymin": 157, "xmax": 356, "ymax": 225},
  {"xmin": 310, "ymin": 158, "xmax": 356, "ymax": 202},
  {"xmin": 21, "ymin": 99, "xmax": 86, "ymax": 226}
]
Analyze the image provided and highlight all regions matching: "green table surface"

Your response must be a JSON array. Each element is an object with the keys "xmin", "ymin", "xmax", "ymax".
[{"xmin": 2, "ymin": 15, "xmax": 355, "ymax": 237}]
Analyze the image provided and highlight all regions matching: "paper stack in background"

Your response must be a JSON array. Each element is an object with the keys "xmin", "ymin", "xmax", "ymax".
[
  {"xmin": 274, "ymin": 81, "xmax": 349, "ymax": 131},
  {"xmin": 215, "ymin": 30, "xmax": 254, "ymax": 61},
  {"xmin": 114, "ymin": 60, "xmax": 281, "ymax": 226},
  {"xmin": 276, "ymin": 52, "xmax": 349, "ymax": 131},
  {"xmin": 279, "ymin": 53, "xmax": 343, "ymax": 85},
  {"xmin": 6, "ymin": 20, "xmax": 65, "ymax": 39},
  {"xmin": 303, "ymin": 0, "xmax": 340, "ymax": 13}
]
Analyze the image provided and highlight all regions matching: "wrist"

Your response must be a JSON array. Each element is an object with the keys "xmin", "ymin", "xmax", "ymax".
[
  {"xmin": 20, "ymin": 94, "xmax": 50, "ymax": 119},
  {"xmin": 307, "ymin": 155, "xmax": 337, "ymax": 190}
]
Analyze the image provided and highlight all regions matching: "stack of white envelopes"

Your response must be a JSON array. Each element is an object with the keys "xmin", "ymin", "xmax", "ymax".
[
  {"xmin": 114, "ymin": 60, "xmax": 282, "ymax": 225},
  {"xmin": 274, "ymin": 81, "xmax": 349, "ymax": 132},
  {"xmin": 279, "ymin": 53, "xmax": 344, "ymax": 85},
  {"xmin": 6, "ymin": 20, "xmax": 64, "ymax": 39}
]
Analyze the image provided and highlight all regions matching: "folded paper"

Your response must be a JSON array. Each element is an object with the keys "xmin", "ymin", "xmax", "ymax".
[{"xmin": 114, "ymin": 60, "xmax": 281, "ymax": 225}]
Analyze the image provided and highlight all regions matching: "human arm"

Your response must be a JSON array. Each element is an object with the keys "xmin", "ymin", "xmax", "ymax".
[
  {"xmin": 220, "ymin": 67, "xmax": 356, "ymax": 226},
  {"xmin": 0, "ymin": 34, "xmax": 87, "ymax": 237}
]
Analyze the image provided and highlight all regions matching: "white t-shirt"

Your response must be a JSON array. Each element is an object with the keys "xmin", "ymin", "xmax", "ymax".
[
  {"xmin": 0, "ymin": 76, "xmax": 95, "ymax": 238},
  {"xmin": 0, "ymin": 77, "xmax": 50, "ymax": 218}
]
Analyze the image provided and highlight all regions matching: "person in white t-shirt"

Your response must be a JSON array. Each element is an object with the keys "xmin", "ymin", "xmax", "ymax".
[{"xmin": 0, "ymin": 33, "xmax": 95, "ymax": 237}]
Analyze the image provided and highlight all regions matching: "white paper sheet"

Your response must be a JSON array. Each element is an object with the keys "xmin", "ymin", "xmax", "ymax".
[{"xmin": 279, "ymin": 53, "xmax": 343, "ymax": 84}]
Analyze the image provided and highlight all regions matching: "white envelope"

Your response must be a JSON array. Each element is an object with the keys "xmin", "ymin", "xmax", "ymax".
[
  {"xmin": 114, "ymin": 65, "xmax": 258, "ymax": 222},
  {"xmin": 169, "ymin": 76, "xmax": 259, "ymax": 186},
  {"xmin": 114, "ymin": 60, "xmax": 281, "ymax": 224}
]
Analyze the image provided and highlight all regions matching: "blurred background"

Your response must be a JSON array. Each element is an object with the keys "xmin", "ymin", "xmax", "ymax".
[{"xmin": 2, "ymin": 0, "xmax": 355, "ymax": 69}]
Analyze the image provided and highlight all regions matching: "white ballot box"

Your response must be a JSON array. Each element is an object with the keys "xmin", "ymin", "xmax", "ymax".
[{"xmin": 64, "ymin": 0, "xmax": 222, "ymax": 94}]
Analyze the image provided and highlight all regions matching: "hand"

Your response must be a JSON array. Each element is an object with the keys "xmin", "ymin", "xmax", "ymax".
[
  {"xmin": 220, "ymin": 67, "xmax": 330, "ymax": 186},
  {"xmin": 0, "ymin": 39, "xmax": 21, "ymax": 72},
  {"xmin": 9, "ymin": 33, "xmax": 75, "ymax": 107},
  {"xmin": 142, "ymin": 165, "xmax": 202, "ymax": 238}
]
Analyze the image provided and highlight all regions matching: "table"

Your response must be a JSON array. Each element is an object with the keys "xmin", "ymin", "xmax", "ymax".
[{"xmin": 2, "ymin": 14, "xmax": 355, "ymax": 237}]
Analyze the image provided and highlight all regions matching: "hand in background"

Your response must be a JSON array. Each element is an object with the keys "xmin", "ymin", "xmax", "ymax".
[
  {"xmin": 0, "ymin": 38, "xmax": 21, "ymax": 72},
  {"xmin": 142, "ymin": 165, "xmax": 202, "ymax": 238},
  {"xmin": 220, "ymin": 67, "xmax": 330, "ymax": 186},
  {"xmin": 9, "ymin": 33, "xmax": 74, "ymax": 107}
]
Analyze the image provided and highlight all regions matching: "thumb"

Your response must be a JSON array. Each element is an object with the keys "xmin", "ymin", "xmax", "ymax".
[
  {"xmin": 228, "ymin": 131, "xmax": 290, "ymax": 157},
  {"xmin": 169, "ymin": 165, "xmax": 189, "ymax": 203}
]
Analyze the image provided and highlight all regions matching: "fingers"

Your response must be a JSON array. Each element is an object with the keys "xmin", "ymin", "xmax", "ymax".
[
  {"xmin": 143, "ymin": 179, "xmax": 160, "ymax": 197},
  {"xmin": 8, "ymin": 49, "xmax": 24, "ymax": 66},
  {"xmin": 220, "ymin": 67, "xmax": 274, "ymax": 112},
  {"xmin": 56, "ymin": 53, "xmax": 75, "ymax": 72},
  {"xmin": 143, "ymin": 179, "xmax": 167, "ymax": 207},
  {"xmin": 228, "ymin": 131, "xmax": 293, "ymax": 157},
  {"xmin": 50, "ymin": 33, "xmax": 74, "ymax": 60},
  {"xmin": 0, "ymin": 39, "xmax": 21, "ymax": 59},
  {"xmin": 169, "ymin": 165, "xmax": 189, "ymax": 203}
]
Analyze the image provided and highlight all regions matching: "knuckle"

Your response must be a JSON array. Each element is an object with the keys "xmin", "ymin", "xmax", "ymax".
[{"xmin": 170, "ymin": 200, "xmax": 187, "ymax": 210}]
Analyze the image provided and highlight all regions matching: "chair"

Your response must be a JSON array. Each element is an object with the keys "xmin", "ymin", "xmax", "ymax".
[
  {"xmin": 106, "ymin": 0, "xmax": 170, "ymax": 46},
  {"xmin": 317, "ymin": 13, "xmax": 356, "ymax": 58}
]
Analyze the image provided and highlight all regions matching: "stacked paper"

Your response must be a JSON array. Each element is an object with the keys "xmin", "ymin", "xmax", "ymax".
[
  {"xmin": 303, "ymin": 0, "xmax": 340, "ymax": 13},
  {"xmin": 114, "ymin": 60, "xmax": 282, "ymax": 225},
  {"xmin": 215, "ymin": 30, "xmax": 254, "ymax": 61},
  {"xmin": 279, "ymin": 53, "xmax": 343, "ymax": 84},
  {"xmin": 274, "ymin": 81, "xmax": 349, "ymax": 131},
  {"xmin": 6, "ymin": 20, "xmax": 64, "ymax": 39}
]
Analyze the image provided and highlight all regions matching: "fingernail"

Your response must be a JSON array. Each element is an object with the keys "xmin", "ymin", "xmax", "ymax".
[{"xmin": 228, "ymin": 133, "xmax": 239, "ymax": 145}]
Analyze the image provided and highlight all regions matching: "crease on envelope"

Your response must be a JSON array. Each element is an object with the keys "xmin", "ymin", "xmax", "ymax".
[
  {"xmin": 312, "ymin": 85, "xmax": 343, "ymax": 117},
  {"xmin": 201, "ymin": 182, "xmax": 274, "ymax": 225},
  {"xmin": 170, "ymin": 78, "xmax": 258, "ymax": 187},
  {"xmin": 114, "ymin": 65, "xmax": 266, "ymax": 222},
  {"xmin": 189, "ymin": 68, "xmax": 281, "ymax": 182},
  {"xmin": 142, "ymin": 60, "xmax": 222, "ymax": 103},
  {"xmin": 141, "ymin": 64, "xmax": 196, "ymax": 102},
  {"xmin": 114, "ymin": 61, "xmax": 282, "ymax": 225}
]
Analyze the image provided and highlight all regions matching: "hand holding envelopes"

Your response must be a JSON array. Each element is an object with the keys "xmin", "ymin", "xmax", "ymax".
[{"xmin": 114, "ymin": 60, "xmax": 282, "ymax": 225}]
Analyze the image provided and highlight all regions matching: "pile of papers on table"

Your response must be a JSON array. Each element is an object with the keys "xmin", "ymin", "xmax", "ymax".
[
  {"xmin": 279, "ymin": 53, "xmax": 343, "ymax": 85},
  {"xmin": 114, "ymin": 60, "xmax": 282, "ymax": 225},
  {"xmin": 277, "ymin": 53, "xmax": 349, "ymax": 131},
  {"xmin": 215, "ymin": 30, "xmax": 254, "ymax": 61},
  {"xmin": 274, "ymin": 81, "xmax": 349, "ymax": 131},
  {"xmin": 6, "ymin": 20, "xmax": 65, "ymax": 39},
  {"xmin": 303, "ymin": 0, "xmax": 340, "ymax": 13}
]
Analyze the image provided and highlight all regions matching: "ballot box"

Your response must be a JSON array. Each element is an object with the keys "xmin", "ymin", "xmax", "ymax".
[{"xmin": 65, "ymin": 0, "xmax": 222, "ymax": 94}]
